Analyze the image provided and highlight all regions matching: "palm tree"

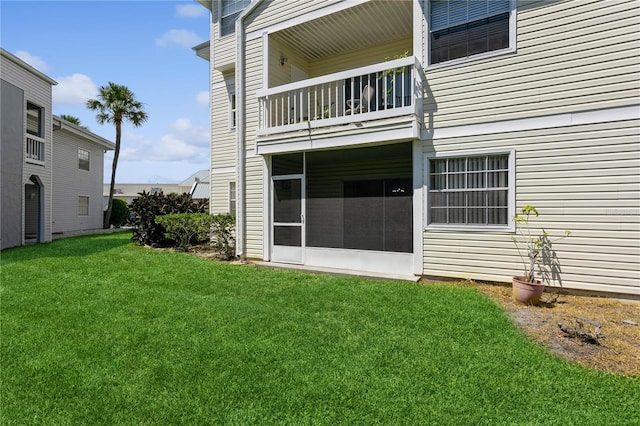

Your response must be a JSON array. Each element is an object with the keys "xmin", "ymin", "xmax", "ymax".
[
  {"xmin": 59, "ymin": 114, "xmax": 82, "ymax": 125},
  {"xmin": 87, "ymin": 82, "xmax": 148, "ymax": 228}
]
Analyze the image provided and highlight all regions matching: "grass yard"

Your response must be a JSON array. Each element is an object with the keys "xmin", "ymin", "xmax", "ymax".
[{"xmin": 1, "ymin": 232, "xmax": 638, "ymax": 425}]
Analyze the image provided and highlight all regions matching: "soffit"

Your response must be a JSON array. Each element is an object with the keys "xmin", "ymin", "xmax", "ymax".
[{"xmin": 271, "ymin": 1, "xmax": 413, "ymax": 62}]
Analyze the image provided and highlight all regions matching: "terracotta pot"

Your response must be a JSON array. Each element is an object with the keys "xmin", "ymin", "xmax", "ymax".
[{"xmin": 512, "ymin": 276, "xmax": 544, "ymax": 305}]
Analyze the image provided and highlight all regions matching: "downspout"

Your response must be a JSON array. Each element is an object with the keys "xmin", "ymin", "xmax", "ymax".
[{"xmin": 235, "ymin": 0, "xmax": 263, "ymax": 259}]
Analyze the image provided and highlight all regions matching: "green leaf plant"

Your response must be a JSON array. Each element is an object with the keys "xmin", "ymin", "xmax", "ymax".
[{"xmin": 511, "ymin": 205, "xmax": 571, "ymax": 284}]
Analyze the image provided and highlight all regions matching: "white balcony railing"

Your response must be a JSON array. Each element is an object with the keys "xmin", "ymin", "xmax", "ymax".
[
  {"xmin": 257, "ymin": 56, "xmax": 424, "ymax": 136},
  {"xmin": 26, "ymin": 135, "xmax": 45, "ymax": 164}
]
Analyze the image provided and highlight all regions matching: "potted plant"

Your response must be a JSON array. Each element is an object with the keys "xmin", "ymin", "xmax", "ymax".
[{"xmin": 511, "ymin": 205, "xmax": 571, "ymax": 305}]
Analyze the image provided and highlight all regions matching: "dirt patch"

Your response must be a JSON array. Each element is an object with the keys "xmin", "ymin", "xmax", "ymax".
[{"xmin": 464, "ymin": 281, "xmax": 640, "ymax": 377}]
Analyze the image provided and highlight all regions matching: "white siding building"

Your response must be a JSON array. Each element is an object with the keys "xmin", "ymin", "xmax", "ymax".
[
  {"xmin": 52, "ymin": 116, "xmax": 115, "ymax": 234},
  {"xmin": 195, "ymin": 0, "xmax": 640, "ymax": 296},
  {"xmin": 1, "ymin": 48, "xmax": 115, "ymax": 248}
]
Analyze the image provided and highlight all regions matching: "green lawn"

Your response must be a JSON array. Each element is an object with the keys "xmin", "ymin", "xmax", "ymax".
[{"xmin": 1, "ymin": 232, "xmax": 638, "ymax": 425}]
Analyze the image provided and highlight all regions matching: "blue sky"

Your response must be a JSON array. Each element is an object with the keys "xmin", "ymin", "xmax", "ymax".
[{"xmin": 1, "ymin": 0, "xmax": 211, "ymax": 183}]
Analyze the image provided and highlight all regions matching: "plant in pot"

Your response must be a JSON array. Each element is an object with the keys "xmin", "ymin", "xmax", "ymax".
[{"xmin": 511, "ymin": 205, "xmax": 571, "ymax": 305}]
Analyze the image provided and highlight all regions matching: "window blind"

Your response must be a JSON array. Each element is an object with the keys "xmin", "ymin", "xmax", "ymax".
[{"xmin": 431, "ymin": 0, "xmax": 510, "ymax": 31}]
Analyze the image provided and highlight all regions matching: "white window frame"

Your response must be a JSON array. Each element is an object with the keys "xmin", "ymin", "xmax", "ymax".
[
  {"xmin": 229, "ymin": 181, "xmax": 236, "ymax": 214},
  {"xmin": 229, "ymin": 92, "xmax": 237, "ymax": 130},
  {"xmin": 78, "ymin": 195, "xmax": 90, "ymax": 217},
  {"xmin": 219, "ymin": 0, "xmax": 250, "ymax": 38},
  {"xmin": 78, "ymin": 148, "xmax": 90, "ymax": 171},
  {"xmin": 424, "ymin": 148, "xmax": 515, "ymax": 232},
  {"xmin": 26, "ymin": 101, "xmax": 44, "ymax": 137},
  {"xmin": 425, "ymin": 0, "xmax": 517, "ymax": 69}
]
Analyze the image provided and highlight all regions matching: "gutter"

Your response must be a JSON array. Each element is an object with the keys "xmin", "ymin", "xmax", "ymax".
[
  {"xmin": 235, "ymin": 0, "xmax": 264, "ymax": 259},
  {"xmin": 52, "ymin": 116, "xmax": 115, "ymax": 151}
]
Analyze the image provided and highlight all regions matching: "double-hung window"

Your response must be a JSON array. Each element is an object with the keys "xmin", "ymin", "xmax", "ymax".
[
  {"xmin": 26, "ymin": 102, "xmax": 44, "ymax": 137},
  {"xmin": 229, "ymin": 181, "xmax": 236, "ymax": 214},
  {"xmin": 78, "ymin": 148, "xmax": 90, "ymax": 171},
  {"xmin": 78, "ymin": 196, "xmax": 89, "ymax": 216},
  {"xmin": 429, "ymin": 0, "xmax": 513, "ymax": 65},
  {"xmin": 220, "ymin": 0, "xmax": 251, "ymax": 37},
  {"xmin": 427, "ymin": 150, "xmax": 514, "ymax": 229}
]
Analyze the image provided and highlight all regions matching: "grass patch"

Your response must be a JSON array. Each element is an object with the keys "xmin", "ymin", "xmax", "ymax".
[{"xmin": 1, "ymin": 232, "xmax": 638, "ymax": 425}]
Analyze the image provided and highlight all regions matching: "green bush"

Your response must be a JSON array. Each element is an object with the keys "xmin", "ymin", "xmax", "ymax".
[
  {"xmin": 156, "ymin": 213, "xmax": 213, "ymax": 251},
  {"xmin": 109, "ymin": 198, "xmax": 130, "ymax": 228},
  {"xmin": 129, "ymin": 191, "xmax": 209, "ymax": 246},
  {"xmin": 211, "ymin": 213, "xmax": 236, "ymax": 260}
]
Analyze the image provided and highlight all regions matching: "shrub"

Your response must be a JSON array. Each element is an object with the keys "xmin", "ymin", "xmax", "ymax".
[
  {"xmin": 156, "ymin": 213, "xmax": 213, "ymax": 251},
  {"xmin": 109, "ymin": 198, "xmax": 130, "ymax": 228},
  {"xmin": 129, "ymin": 191, "xmax": 209, "ymax": 246},
  {"xmin": 211, "ymin": 213, "xmax": 236, "ymax": 260}
]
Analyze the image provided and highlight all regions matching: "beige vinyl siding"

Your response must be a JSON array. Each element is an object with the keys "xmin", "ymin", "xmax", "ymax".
[
  {"xmin": 244, "ymin": 36, "xmax": 266, "ymax": 258},
  {"xmin": 423, "ymin": 118, "xmax": 640, "ymax": 295},
  {"xmin": 425, "ymin": 0, "xmax": 640, "ymax": 128},
  {"xmin": 51, "ymin": 131, "xmax": 105, "ymax": 233},
  {"xmin": 212, "ymin": 3, "xmax": 237, "ymax": 70},
  {"xmin": 210, "ymin": 172, "xmax": 235, "ymax": 214},
  {"xmin": 245, "ymin": 39, "xmax": 263, "ymax": 153},
  {"xmin": 308, "ymin": 37, "xmax": 412, "ymax": 78},
  {"xmin": 211, "ymin": 74, "xmax": 236, "ymax": 168},
  {"xmin": 245, "ymin": 0, "xmax": 336, "ymax": 34},
  {"xmin": 244, "ymin": 155, "xmax": 264, "ymax": 259}
]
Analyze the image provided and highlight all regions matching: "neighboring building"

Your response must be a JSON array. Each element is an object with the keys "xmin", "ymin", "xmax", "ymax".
[
  {"xmin": 195, "ymin": 0, "xmax": 640, "ymax": 295},
  {"xmin": 103, "ymin": 169, "xmax": 210, "ymax": 205},
  {"xmin": 52, "ymin": 116, "xmax": 115, "ymax": 234},
  {"xmin": 0, "ymin": 48, "xmax": 115, "ymax": 249}
]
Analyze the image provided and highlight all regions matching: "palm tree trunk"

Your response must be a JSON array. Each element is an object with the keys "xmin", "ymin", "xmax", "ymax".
[{"xmin": 104, "ymin": 121, "xmax": 122, "ymax": 228}]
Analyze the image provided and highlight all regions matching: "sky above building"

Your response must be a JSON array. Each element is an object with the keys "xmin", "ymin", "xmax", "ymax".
[{"xmin": 1, "ymin": 0, "xmax": 211, "ymax": 184}]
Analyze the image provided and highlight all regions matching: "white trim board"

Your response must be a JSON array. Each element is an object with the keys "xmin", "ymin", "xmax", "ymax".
[
  {"xmin": 211, "ymin": 166, "xmax": 235, "ymax": 175},
  {"xmin": 427, "ymin": 105, "xmax": 640, "ymax": 140},
  {"xmin": 245, "ymin": 0, "xmax": 368, "ymax": 41}
]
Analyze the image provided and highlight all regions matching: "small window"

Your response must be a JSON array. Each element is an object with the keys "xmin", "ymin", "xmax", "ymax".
[
  {"xmin": 229, "ymin": 93, "xmax": 237, "ymax": 129},
  {"xmin": 78, "ymin": 196, "xmax": 90, "ymax": 216},
  {"xmin": 428, "ymin": 151, "xmax": 513, "ymax": 228},
  {"xmin": 220, "ymin": 0, "xmax": 251, "ymax": 37},
  {"xmin": 429, "ymin": 0, "xmax": 512, "ymax": 65},
  {"xmin": 78, "ymin": 148, "xmax": 90, "ymax": 171},
  {"xmin": 26, "ymin": 102, "xmax": 44, "ymax": 137},
  {"xmin": 150, "ymin": 187, "xmax": 162, "ymax": 195},
  {"xmin": 229, "ymin": 181, "xmax": 236, "ymax": 214}
]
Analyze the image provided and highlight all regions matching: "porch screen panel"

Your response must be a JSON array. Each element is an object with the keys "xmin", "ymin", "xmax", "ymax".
[
  {"xmin": 306, "ymin": 143, "xmax": 412, "ymax": 253},
  {"xmin": 273, "ymin": 179, "xmax": 301, "ymax": 247}
]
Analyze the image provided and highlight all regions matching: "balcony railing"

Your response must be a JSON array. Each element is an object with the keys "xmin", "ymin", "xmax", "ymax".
[
  {"xmin": 26, "ymin": 135, "xmax": 45, "ymax": 164},
  {"xmin": 257, "ymin": 56, "xmax": 424, "ymax": 136}
]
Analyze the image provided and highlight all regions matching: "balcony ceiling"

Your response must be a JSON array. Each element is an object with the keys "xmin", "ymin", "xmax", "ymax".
[{"xmin": 272, "ymin": 0, "xmax": 413, "ymax": 62}]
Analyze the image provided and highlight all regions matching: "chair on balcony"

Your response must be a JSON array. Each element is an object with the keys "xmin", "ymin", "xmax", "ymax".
[{"xmin": 345, "ymin": 85, "xmax": 375, "ymax": 115}]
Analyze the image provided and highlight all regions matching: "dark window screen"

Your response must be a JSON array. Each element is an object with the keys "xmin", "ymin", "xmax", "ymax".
[{"xmin": 305, "ymin": 143, "xmax": 413, "ymax": 253}]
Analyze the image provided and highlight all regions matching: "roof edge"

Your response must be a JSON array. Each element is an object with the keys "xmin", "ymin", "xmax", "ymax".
[{"xmin": 0, "ymin": 48, "xmax": 58, "ymax": 86}]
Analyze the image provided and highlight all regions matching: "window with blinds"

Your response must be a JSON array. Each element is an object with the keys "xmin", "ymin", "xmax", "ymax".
[
  {"xmin": 220, "ymin": 0, "xmax": 251, "ymax": 37},
  {"xmin": 430, "ymin": 0, "xmax": 512, "ymax": 65},
  {"xmin": 429, "ymin": 153, "xmax": 511, "ymax": 226}
]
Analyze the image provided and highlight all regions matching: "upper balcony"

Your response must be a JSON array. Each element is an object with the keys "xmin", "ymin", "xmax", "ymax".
[
  {"xmin": 254, "ymin": 0, "xmax": 423, "ymax": 154},
  {"xmin": 25, "ymin": 135, "xmax": 45, "ymax": 165},
  {"xmin": 257, "ymin": 56, "xmax": 424, "ymax": 134}
]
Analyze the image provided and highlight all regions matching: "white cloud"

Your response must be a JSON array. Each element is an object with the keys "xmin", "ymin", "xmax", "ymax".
[
  {"xmin": 176, "ymin": 4, "xmax": 207, "ymax": 18},
  {"xmin": 155, "ymin": 30, "xmax": 205, "ymax": 49},
  {"xmin": 196, "ymin": 91, "xmax": 210, "ymax": 107},
  {"xmin": 15, "ymin": 51, "xmax": 50, "ymax": 72},
  {"xmin": 119, "ymin": 118, "xmax": 209, "ymax": 164},
  {"xmin": 53, "ymin": 74, "xmax": 98, "ymax": 106}
]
